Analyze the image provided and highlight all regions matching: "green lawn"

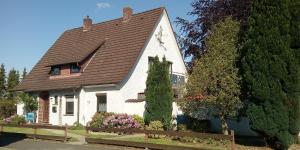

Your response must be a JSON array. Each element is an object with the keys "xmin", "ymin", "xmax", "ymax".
[
  {"xmin": 106, "ymin": 135, "xmax": 228, "ymax": 150},
  {"xmin": 70, "ymin": 130, "xmax": 229, "ymax": 150},
  {"xmin": 2, "ymin": 126, "xmax": 63, "ymax": 136},
  {"xmin": 68, "ymin": 129, "xmax": 120, "ymax": 139}
]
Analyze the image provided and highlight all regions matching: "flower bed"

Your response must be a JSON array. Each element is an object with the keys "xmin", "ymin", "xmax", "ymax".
[
  {"xmin": 1, "ymin": 115, "xmax": 26, "ymax": 125},
  {"xmin": 89, "ymin": 113, "xmax": 143, "ymax": 129}
]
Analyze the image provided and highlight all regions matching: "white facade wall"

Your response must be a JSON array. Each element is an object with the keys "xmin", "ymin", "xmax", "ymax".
[
  {"xmin": 120, "ymin": 10, "xmax": 186, "ymax": 117},
  {"xmin": 48, "ymin": 90, "xmax": 79, "ymax": 125},
  {"xmin": 78, "ymin": 86, "xmax": 122, "ymax": 125}
]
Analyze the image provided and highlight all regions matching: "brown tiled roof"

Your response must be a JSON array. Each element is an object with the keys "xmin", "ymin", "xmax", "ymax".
[{"xmin": 16, "ymin": 7, "xmax": 164, "ymax": 92}]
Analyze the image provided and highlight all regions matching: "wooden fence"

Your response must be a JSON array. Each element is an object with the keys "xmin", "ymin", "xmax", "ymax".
[
  {"xmin": 85, "ymin": 127, "xmax": 236, "ymax": 150},
  {"xmin": 0, "ymin": 124, "xmax": 69, "ymax": 142}
]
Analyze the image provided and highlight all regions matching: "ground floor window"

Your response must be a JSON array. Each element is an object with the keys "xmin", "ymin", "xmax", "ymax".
[
  {"xmin": 65, "ymin": 95, "xmax": 74, "ymax": 115},
  {"xmin": 96, "ymin": 93, "xmax": 107, "ymax": 112}
]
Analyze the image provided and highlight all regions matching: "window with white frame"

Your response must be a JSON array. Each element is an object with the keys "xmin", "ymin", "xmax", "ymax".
[
  {"xmin": 65, "ymin": 95, "xmax": 74, "ymax": 115},
  {"xmin": 96, "ymin": 94, "xmax": 107, "ymax": 112}
]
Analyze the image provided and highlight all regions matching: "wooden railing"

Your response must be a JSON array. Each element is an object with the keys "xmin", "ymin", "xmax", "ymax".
[
  {"xmin": 85, "ymin": 127, "xmax": 236, "ymax": 150},
  {"xmin": 0, "ymin": 124, "xmax": 69, "ymax": 142}
]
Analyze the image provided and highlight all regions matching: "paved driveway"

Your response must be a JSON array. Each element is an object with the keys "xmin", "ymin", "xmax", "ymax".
[{"xmin": 0, "ymin": 135, "xmax": 140, "ymax": 150}]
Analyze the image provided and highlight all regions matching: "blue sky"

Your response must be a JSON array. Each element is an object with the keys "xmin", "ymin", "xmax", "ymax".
[{"xmin": 0, "ymin": 0, "xmax": 193, "ymax": 73}]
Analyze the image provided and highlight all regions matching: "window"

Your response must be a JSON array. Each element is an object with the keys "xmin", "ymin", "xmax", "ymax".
[
  {"xmin": 70, "ymin": 64, "xmax": 80, "ymax": 73},
  {"xmin": 65, "ymin": 95, "xmax": 74, "ymax": 115},
  {"xmin": 172, "ymin": 74, "xmax": 185, "ymax": 86},
  {"xmin": 148, "ymin": 57, "xmax": 154, "ymax": 69},
  {"xmin": 54, "ymin": 96, "xmax": 58, "ymax": 105},
  {"xmin": 50, "ymin": 66, "xmax": 61, "ymax": 75},
  {"xmin": 96, "ymin": 94, "xmax": 107, "ymax": 112},
  {"xmin": 137, "ymin": 93, "xmax": 145, "ymax": 100},
  {"xmin": 52, "ymin": 106, "xmax": 57, "ymax": 113},
  {"xmin": 167, "ymin": 61, "xmax": 173, "ymax": 74}
]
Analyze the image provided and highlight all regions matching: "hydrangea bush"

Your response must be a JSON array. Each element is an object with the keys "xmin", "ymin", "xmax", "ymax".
[
  {"xmin": 103, "ymin": 114, "xmax": 140, "ymax": 129},
  {"xmin": 2, "ymin": 115, "xmax": 26, "ymax": 125}
]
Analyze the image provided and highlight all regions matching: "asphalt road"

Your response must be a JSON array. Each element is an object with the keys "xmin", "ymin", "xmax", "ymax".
[{"xmin": 0, "ymin": 135, "xmax": 141, "ymax": 150}]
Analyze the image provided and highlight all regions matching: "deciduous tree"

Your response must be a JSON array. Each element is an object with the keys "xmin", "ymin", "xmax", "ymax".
[
  {"xmin": 176, "ymin": 0, "xmax": 251, "ymax": 70},
  {"xmin": 181, "ymin": 18, "xmax": 242, "ymax": 134}
]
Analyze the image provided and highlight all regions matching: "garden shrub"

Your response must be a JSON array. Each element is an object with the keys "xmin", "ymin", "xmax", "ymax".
[
  {"xmin": 177, "ymin": 124, "xmax": 187, "ymax": 131},
  {"xmin": 69, "ymin": 121, "xmax": 84, "ymax": 130},
  {"xmin": 132, "ymin": 115, "xmax": 144, "ymax": 127},
  {"xmin": 103, "ymin": 114, "xmax": 140, "ymax": 129},
  {"xmin": 4, "ymin": 115, "xmax": 26, "ymax": 125},
  {"xmin": 89, "ymin": 112, "xmax": 115, "ymax": 128},
  {"xmin": 0, "ymin": 100, "xmax": 17, "ymax": 118},
  {"xmin": 185, "ymin": 116, "xmax": 210, "ymax": 132},
  {"xmin": 146, "ymin": 121, "xmax": 164, "ymax": 139}
]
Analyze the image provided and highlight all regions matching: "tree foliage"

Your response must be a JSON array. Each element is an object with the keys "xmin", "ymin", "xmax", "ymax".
[
  {"xmin": 144, "ymin": 56, "xmax": 173, "ymax": 129},
  {"xmin": 241, "ymin": 0, "xmax": 300, "ymax": 149},
  {"xmin": 22, "ymin": 68, "xmax": 27, "ymax": 81},
  {"xmin": 181, "ymin": 18, "xmax": 242, "ymax": 134},
  {"xmin": 17, "ymin": 92, "xmax": 38, "ymax": 113},
  {"xmin": 0, "ymin": 64, "xmax": 6, "ymax": 99},
  {"xmin": 7, "ymin": 68, "xmax": 19, "ymax": 99},
  {"xmin": 176, "ymin": 0, "xmax": 251, "ymax": 70}
]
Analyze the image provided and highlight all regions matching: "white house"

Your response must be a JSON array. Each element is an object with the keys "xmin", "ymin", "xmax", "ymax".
[{"xmin": 16, "ymin": 7, "xmax": 187, "ymax": 126}]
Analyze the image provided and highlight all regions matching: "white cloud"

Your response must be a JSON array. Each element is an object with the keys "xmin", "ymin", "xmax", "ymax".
[{"xmin": 96, "ymin": 2, "xmax": 111, "ymax": 9}]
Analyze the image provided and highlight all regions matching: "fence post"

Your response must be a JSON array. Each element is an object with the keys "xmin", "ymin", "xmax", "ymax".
[
  {"xmin": 85, "ymin": 126, "xmax": 89, "ymax": 136},
  {"xmin": 33, "ymin": 126, "xmax": 37, "ymax": 140},
  {"xmin": 230, "ymin": 130, "xmax": 236, "ymax": 150},
  {"xmin": 144, "ymin": 132, "xmax": 149, "ymax": 150},
  {"xmin": 64, "ymin": 123, "xmax": 68, "ymax": 143},
  {"xmin": 0, "ymin": 124, "xmax": 3, "ymax": 134}
]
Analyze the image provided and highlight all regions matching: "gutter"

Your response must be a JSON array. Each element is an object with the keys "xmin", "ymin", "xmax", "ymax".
[{"xmin": 82, "ymin": 84, "xmax": 117, "ymax": 89}]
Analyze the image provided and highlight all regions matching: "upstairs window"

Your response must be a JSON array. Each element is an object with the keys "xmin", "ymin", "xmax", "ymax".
[
  {"xmin": 50, "ymin": 66, "xmax": 61, "ymax": 75},
  {"xmin": 167, "ymin": 61, "xmax": 172, "ymax": 74},
  {"xmin": 70, "ymin": 64, "xmax": 80, "ymax": 73},
  {"xmin": 148, "ymin": 57, "xmax": 154, "ymax": 70}
]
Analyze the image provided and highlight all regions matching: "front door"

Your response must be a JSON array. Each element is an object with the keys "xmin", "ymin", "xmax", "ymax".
[{"xmin": 38, "ymin": 92, "xmax": 49, "ymax": 124}]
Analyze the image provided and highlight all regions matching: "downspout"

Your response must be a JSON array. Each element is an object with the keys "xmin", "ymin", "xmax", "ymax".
[
  {"xmin": 77, "ymin": 88, "xmax": 80, "ymax": 123},
  {"xmin": 73, "ymin": 87, "xmax": 80, "ymax": 124}
]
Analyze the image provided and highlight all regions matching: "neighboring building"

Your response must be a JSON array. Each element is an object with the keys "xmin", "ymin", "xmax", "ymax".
[{"xmin": 16, "ymin": 7, "xmax": 187, "ymax": 126}]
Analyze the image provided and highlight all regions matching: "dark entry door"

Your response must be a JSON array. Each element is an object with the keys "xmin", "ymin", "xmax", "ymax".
[{"xmin": 38, "ymin": 92, "xmax": 49, "ymax": 124}]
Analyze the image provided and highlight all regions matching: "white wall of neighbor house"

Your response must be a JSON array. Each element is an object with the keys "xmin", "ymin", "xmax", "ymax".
[
  {"xmin": 17, "ymin": 94, "xmax": 39, "ymax": 121},
  {"xmin": 16, "ymin": 103, "xmax": 25, "ymax": 115},
  {"xmin": 120, "ymin": 10, "xmax": 186, "ymax": 117}
]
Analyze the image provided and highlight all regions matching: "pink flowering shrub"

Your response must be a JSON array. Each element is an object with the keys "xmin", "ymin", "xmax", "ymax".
[
  {"xmin": 2, "ymin": 115, "xmax": 26, "ymax": 125},
  {"xmin": 103, "ymin": 114, "xmax": 140, "ymax": 129}
]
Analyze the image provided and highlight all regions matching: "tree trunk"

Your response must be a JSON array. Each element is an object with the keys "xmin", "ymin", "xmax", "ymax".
[{"xmin": 221, "ymin": 115, "xmax": 229, "ymax": 135}]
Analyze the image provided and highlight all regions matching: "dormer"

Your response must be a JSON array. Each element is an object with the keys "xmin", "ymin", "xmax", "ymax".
[{"xmin": 49, "ymin": 63, "xmax": 81, "ymax": 79}]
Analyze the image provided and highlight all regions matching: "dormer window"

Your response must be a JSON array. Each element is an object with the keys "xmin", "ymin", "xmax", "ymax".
[
  {"xmin": 50, "ymin": 66, "xmax": 61, "ymax": 75},
  {"xmin": 70, "ymin": 64, "xmax": 80, "ymax": 73}
]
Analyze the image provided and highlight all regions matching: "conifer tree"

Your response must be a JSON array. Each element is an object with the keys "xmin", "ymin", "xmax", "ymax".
[
  {"xmin": 22, "ymin": 67, "xmax": 27, "ymax": 80},
  {"xmin": 241, "ymin": 0, "xmax": 300, "ymax": 148},
  {"xmin": 7, "ymin": 68, "xmax": 20, "ymax": 100},
  {"xmin": 0, "ymin": 64, "xmax": 5, "ymax": 99},
  {"xmin": 144, "ymin": 56, "xmax": 173, "ymax": 129}
]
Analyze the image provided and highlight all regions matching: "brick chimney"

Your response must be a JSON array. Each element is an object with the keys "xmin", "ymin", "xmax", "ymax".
[
  {"xmin": 83, "ymin": 16, "xmax": 92, "ymax": 31},
  {"xmin": 123, "ymin": 7, "xmax": 132, "ymax": 22}
]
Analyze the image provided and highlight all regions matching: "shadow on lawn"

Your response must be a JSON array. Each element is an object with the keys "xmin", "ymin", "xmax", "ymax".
[
  {"xmin": 0, "ymin": 132, "xmax": 27, "ymax": 147},
  {"xmin": 235, "ymin": 136, "xmax": 266, "ymax": 147}
]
